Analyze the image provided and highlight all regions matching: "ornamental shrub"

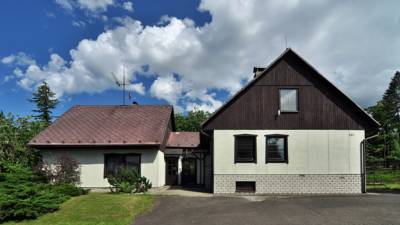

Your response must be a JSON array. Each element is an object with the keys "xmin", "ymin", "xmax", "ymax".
[
  {"xmin": 108, "ymin": 168, "xmax": 152, "ymax": 193},
  {"xmin": 0, "ymin": 163, "xmax": 87, "ymax": 223}
]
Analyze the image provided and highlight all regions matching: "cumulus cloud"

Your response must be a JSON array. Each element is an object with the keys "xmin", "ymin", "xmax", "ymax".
[
  {"xmin": 10, "ymin": 0, "xmax": 400, "ymax": 112},
  {"xmin": 122, "ymin": 1, "xmax": 133, "ymax": 12}
]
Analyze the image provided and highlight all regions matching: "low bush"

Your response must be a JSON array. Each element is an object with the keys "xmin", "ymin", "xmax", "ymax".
[
  {"xmin": 108, "ymin": 168, "xmax": 152, "ymax": 193},
  {"xmin": 52, "ymin": 183, "xmax": 89, "ymax": 197},
  {"xmin": 0, "ymin": 163, "xmax": 87, "ymax": 223}
]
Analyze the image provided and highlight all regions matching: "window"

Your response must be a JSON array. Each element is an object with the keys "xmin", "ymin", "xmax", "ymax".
[
  {"xmin": 236, "ymin": 181, "xmax": 256, "ymax": 193},
  {"xmin": 279, "ymin": 89, "xmax": 298, "ymax": 112},
  {"xmin": 234, "ymin": 135, "xmax": 257, "ymax": 163},
  {"xmin": 104, "ymin": 153, "xmax": 140, "ymax": 177},
  {"xmin": 266, "ymin": 135, "xmax": 288, "ymax": 163}
]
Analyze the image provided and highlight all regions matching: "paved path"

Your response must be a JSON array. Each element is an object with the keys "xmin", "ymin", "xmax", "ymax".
[{"xmin": 134, "ymin": 194, "xmax": 400, "ymax": 225}]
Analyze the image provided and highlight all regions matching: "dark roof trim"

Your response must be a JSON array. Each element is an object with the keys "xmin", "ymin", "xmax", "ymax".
[{"xmin": 202, "ymin": 48, "xmax": 380, "ymax": 129}]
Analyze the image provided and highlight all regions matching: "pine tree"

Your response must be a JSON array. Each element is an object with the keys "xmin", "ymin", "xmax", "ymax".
[
  {"xmin": 381, "ymin": 71, "xmax": 400, "ymax": 132},
  {"xmin": 30, "ymin": 81, "xmax": 59, "ymax": 125}
]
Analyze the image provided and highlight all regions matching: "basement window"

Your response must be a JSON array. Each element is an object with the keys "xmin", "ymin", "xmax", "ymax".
[
  {"xmin": 234, "ymin": 135, "xmax": 257, "ymax": 163},
  {"xmin": 279, "ymin": 89, "xmax": 298, "ymax": 112},
  {"xmin": 236, "ymin": 181, "xmax": 256, "ymax": 193},
  {"xmin": 104, "ymin": 153, "xmax": 141, "ymax": 177}
]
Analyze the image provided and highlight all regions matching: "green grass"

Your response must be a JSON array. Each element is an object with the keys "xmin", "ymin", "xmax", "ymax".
[
  {"xmin": 3, "ymin": 193, "xmax": 154, "ymax": 225},
  {"xmin": 367, "ymin": 169, "xmax": 400, "ymax": 184},
  {"xmin": 367, "ymin": 169, "xmax": 400, "ymax": 191}
]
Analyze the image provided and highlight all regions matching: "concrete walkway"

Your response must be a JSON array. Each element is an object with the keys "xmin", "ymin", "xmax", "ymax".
[
  {"xmin": 148, "ymin": 186, "xmax": 212, "ymax": 197},
  {"xmin": 134, "ymin": 193, "xmax": 400, "ymax": 225}
]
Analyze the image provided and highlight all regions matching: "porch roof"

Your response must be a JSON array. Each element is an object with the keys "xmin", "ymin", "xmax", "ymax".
[{"xmin": 166, "ymin": 132, "xmax": 200, "ymax": 149}]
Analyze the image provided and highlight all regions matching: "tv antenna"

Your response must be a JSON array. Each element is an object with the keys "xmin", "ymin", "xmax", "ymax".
[{"xmin": 111, "ymin": 65, "xmax": 131, "ymax": 105}]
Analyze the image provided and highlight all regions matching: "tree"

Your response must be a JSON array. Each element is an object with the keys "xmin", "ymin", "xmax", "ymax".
[
  {"xmin": 0, "ymin": 114, "xmax": 46, "ymax": 168},
  {"xmin": 367, "ymin": 71, "xmax": 400, "ymax": 165},
  {"xmin": 30, "ymin": 81, "xmax": 58, "ymax": 125},
  {"xmin": 175, "ymin": 110, "xmax": 211, "ymax": 132}
]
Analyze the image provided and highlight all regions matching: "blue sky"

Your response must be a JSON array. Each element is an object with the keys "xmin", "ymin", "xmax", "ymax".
[{"xmin": 1, "ymin": 0, "xmax": 399, "ymax": 117}]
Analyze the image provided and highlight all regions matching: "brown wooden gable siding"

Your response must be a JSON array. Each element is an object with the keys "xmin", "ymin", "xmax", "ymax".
[{"xmin": 203, "ymin": 52, "xmax": 377, "ymax": 132}]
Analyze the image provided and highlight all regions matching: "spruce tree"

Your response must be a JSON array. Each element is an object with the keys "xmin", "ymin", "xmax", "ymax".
[{"xmin": 30, "ymin": 81, "xmax": 59, "ymax": 125}]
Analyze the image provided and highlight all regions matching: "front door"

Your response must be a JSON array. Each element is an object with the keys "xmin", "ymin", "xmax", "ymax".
[
  {"xmin": 165, "ymin": 157, "xmax": 178, "ymax": 185},
  {"xmin": 182, "ymin": 158, "xmax": 197, "ymax": 185}
]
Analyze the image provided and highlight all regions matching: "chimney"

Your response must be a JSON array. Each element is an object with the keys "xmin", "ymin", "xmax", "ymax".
[{"xmin": 253, "ymin": 67, "xmax": 266, "ymax": 78}]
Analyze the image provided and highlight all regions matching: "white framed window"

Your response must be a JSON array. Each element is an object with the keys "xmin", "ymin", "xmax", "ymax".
[{"xmin": 279, "ymin": 89, "xmax": 298, "ymax": 112}]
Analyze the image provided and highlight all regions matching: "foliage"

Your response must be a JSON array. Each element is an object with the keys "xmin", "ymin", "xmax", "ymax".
[
  {"xmin": 367, "ymin": 71, "xmax": 400, "ymax": 165},
  {"xmin": 175, "ymin": 109, "xmax": 210, "ymax": 132},
  {"xmin": 0, "ymin": 164, "xmax": 85, "ymax": 222},
  {"xmin": 30, "ymin": 81, "xmax": 59, "ymax": 126},
  {"xmin": 0, "ymin": 114, "xmax": 46, "ymax": 168},
  {"xmin": 52, "ymin": 184, "xmax": 89, "ymax": 197},
  {"xmin": 108, "ymin": 167, "xmax": 152, "ymax": 193},
  {"xmin": 51, "ymin": 156, "xmax": 80, "ymax": 185},
  {"xmin": 3, "ymin": 193, "xmax": 154, "ymax": 225}
]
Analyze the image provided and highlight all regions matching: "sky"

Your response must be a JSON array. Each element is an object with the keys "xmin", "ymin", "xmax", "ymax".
[{"xmin": 0, "ymin": 0, "xmax": 399, "ymax": 117}]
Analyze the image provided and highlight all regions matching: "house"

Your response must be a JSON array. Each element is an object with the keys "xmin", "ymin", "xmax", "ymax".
[
  {"xmin": 29, "ymin": 48, "xmax": 379, "ymax": 194},
  {"xmin": 29, "ymin": 105, "xmax": 207, "ymax": 189},
  {"xmin": 201, "ymin": 48, "xmax": 379, "ymax": 194}
]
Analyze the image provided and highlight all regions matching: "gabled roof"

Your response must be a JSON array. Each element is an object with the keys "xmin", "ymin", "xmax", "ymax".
[
  {"xmin": 29, "ymin": 105, "xmax": 173, "ymax": 147},
  {"xmin": 166, "ymin": 132, "xmax": 200, "ymax": 148},
  {"xmin": 202, "ymin": 48, "xmax": 380, "ymax": 131}
]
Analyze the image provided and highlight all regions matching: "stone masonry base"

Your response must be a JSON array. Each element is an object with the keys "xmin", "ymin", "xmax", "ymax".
[{"xmin": 214, "ymin": 174, "xmax": 361, "ymax": 194}]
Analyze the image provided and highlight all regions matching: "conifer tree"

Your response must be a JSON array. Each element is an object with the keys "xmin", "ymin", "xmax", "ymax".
[{"xmin": 30, "ymin": 81, "xmax": 58, "ymax": 126}]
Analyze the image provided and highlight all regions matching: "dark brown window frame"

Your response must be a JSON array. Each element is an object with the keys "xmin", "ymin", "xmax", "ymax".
[
  {"xmin": 235, "ymin": 181, "xmax": 256, "ymax": 193},
  {"xmin": 234, "ymin": 134, "xmax": 257, "ymax": 163},
  {"xmin": 265, "ymin": 134, "xmax": 288, "ymax": 163},
  {"xmin": 279, "ymin": 88, "xmax": 299, "ymax": 113},
  {"xmin": 104, "ymin": 153, "xmax": 141, "ymax": 178}
]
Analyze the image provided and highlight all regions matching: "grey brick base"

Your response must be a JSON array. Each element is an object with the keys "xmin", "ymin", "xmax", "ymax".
[{"xmin": 214, "ymin": 174, "xmax": 361, "ymax": 194}]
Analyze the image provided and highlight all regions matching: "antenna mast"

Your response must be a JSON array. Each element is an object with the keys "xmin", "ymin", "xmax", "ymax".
[{"xmin": 111, "ymin": 64, "xmax": 128, "ymax": 105}]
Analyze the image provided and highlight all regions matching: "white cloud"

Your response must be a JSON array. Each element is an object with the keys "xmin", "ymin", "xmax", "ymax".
[
  {"xmin": 1, "ymin": 52, "xmax": 36, "ymax": 66},
  {"xmin": 122, "ymin": 1, "xmax": 133, "ymax": 12},
  {"xmin": 72, "ymin": 20, "xmax": 86, "ymax": 28},
  {"xmin": 54, "ymin": 0, "xmax": 115, "ymax": 13},
  {"xmin": 12, "ymin": 0, "xmax": 400, "ymax": 112}
]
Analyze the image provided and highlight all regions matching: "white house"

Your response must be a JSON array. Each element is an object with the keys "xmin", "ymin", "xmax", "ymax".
[{"xmin": 29, "ymin": 48, "xmax": 379, "ymax": 194}]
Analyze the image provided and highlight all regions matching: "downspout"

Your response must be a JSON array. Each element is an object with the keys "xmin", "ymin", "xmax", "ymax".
[{"xmin": 360, "ymin": 134, "xmax": 379, "ymax": 193}]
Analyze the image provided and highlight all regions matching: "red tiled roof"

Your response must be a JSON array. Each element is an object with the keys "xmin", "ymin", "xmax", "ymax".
[
  {"xmin": 29, "ymin": 105, "xmax": 173, "ymax": 146},
  {"xmin": 166, "ymin": 132, "xmax": 200, "ymax": 148}
]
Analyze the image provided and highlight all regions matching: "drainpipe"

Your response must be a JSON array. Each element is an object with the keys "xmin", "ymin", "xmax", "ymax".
[{"xmin": 360, "ymin": 133, "xmax": 379, "ymax": 193}]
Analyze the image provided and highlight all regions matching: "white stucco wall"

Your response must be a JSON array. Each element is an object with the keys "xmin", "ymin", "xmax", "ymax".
[
  {"xmin": 213, "ymin": 130, "xmax": 365, "ymax": 175},
  {"xmin": 40, "ymin": 148, "xmax": 165, "ymax": 188}
]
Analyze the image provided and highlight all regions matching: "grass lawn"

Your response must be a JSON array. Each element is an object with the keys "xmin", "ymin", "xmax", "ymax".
[
  {"xmin": 3, "ymin": 193, "xmax": 154, "ymax": 225},
  {"xmin": 367, "ymin": 169, "xmax": 400, "ymax": 191}
]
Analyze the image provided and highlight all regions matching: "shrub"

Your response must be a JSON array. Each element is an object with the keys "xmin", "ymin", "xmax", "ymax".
[
  {"xmin": 0, "ymin": 163, "xmax": 86, "ymax": 223},
  {"xmin": 108, "ymin": 168, "xmax": 152, "ymax": 193},
  {"xmin": 52, "ymin": 155, "xmax": 80, "ymax": 185},
  {"xmin": 52, "ymin": 183, "xmax": 89, "ymax": 197}
]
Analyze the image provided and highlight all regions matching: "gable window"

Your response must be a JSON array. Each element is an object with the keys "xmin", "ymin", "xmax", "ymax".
[
  {"xmin": 234, "ymin": 135, "xmax": 257, "ymax": 163},
  {"xmin": 279, "ymin": 89, "xmax": 298, "ymax": 112},
  {"xmin": 104, "ymin": 153, "xmax": 141, "ymax": 177},
  {"xmin": 266, "ymin": 135, "xmax": 288, "ymax": 163}
]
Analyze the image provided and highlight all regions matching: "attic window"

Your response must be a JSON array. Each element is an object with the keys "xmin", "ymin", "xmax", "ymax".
[{"xmin": 279, "ymin": 89, "xmax": 298, "ymax": 112}]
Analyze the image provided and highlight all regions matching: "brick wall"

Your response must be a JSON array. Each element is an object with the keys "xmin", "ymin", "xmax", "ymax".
[{"xmin": 214, "ymin": 174, "xmax": 361, "ymax": 194}]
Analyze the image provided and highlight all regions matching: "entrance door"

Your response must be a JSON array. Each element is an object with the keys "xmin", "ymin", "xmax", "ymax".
[
  {"xmin": 165, "ymin": 157, "xmax": 178, "ymax": 185},
  {"xmin": 182, "ymin": 158, "xmax": 197, "ymax": 185}
]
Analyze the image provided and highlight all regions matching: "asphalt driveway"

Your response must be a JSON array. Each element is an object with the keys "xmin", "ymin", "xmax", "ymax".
[{"xmin": 134, "ymin": 194, "xmax": 400, "ymax": 225}]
